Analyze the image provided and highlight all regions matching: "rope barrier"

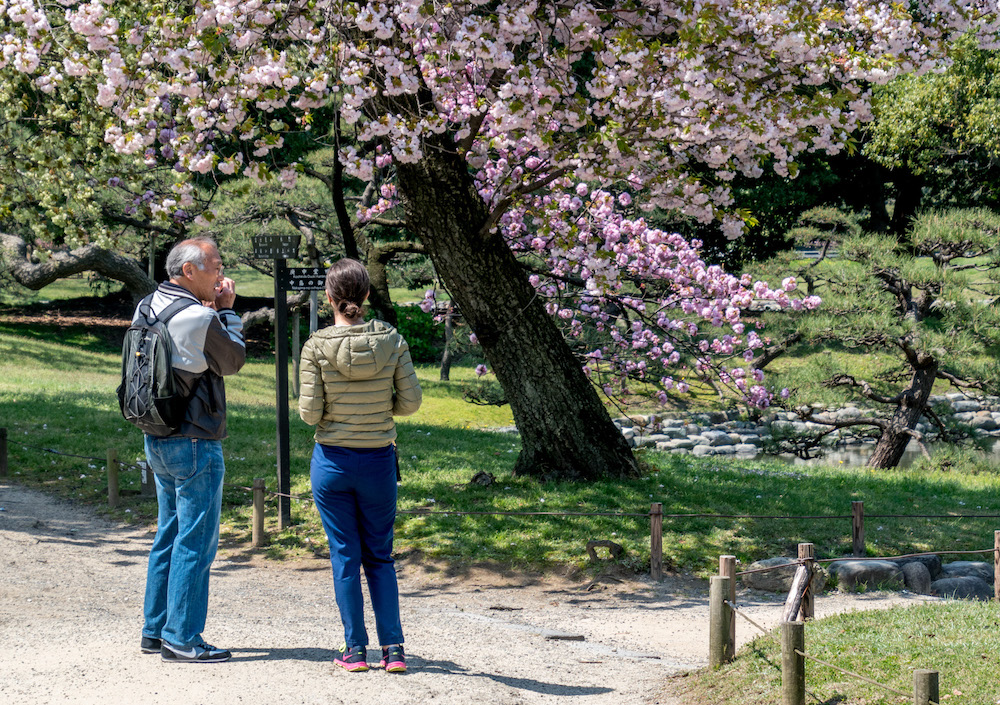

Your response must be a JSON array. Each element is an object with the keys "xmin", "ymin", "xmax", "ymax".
[
  {"xmin": 16, "ymin": 443, "xmax": 106, "ymax": 463},
  {"xmin": 793, "ymin": 648, "xmax": 927, "ymax": 702},
  {"xmin": 724, "ymin": 600, "xmax": 775, "ymax": 639},
  {"xmin": 817, "ymin": 547, "xmax": 998, "ymax": 563}
]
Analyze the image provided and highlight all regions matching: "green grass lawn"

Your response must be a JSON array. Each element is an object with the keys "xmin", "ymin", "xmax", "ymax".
[
  {"xmin": 3, "ymin": 315, "xmax": 1000, "ymax": 576},
  {"xmin": 6, "ymin": 299, "xmax": 1000, "ymax": 703}
]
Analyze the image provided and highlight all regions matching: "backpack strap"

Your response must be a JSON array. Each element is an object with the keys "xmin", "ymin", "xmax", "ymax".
[{"xmin": 156, "ymin": 296, "xmax": 199, "ymax": 324}]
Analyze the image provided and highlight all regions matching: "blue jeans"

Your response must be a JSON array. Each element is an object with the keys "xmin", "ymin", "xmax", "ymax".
[
  {"xmin": 142, "ymin": 436, "xmax": 225, "ymax": 648},
  {"xmin": 311, "ymin": 443, "xmax": 402, "ymax": 648}
]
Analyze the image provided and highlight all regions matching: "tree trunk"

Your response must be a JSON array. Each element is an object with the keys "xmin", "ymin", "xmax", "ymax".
[
  {"xmin": 867, "ymin": 358, "xmax": 938, "ymax": 468},
  {"xmin": 395, "ymin": 149, "xmax": 638, "ymax": 481},
  {"xmin": 1, "ymin": 233, "xmax": 155, "ymax": 299},
  {"xmin": 889, "ymin": 168, "xmax": 924, "ymax": 238},
  {"xmin": 364, "ymin": 243, "xmax": 398, "ymax": 327}
]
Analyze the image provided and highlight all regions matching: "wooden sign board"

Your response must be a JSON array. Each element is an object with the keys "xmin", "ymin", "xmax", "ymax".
[
  {"xmin": 280, "ymin": 267, "xmax": 327, "ymax": 291},
  {"xmin": 251, "ymin": 234, "xmax": 300, "ymax": 259}
]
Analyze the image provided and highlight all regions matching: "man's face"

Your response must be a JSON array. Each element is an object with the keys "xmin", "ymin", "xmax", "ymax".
[{"xmin": 185, "ymin": 246, "xmax": 224, "ymax": 302}]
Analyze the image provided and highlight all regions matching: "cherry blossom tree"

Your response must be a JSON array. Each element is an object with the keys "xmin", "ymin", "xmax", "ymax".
[{"xmin": 2, "ymin": 0, "xmax": 996, "ymax": 479}]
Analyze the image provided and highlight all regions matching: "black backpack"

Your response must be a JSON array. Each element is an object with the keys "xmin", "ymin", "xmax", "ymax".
[{"xmin": 116, "ymin": 294, "xmax": 198, "ymax": 436}]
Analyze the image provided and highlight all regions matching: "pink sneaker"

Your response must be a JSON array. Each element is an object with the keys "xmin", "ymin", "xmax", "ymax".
[
  {"xmin": 334, "ymin": 645, "xmax": 369, "ymax": 672},
  {"xmin": 380, "ymin": 645, "xmax": 406, "ymax": 673}
]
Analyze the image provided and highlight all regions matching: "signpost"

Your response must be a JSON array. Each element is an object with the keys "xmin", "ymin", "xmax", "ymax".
[{"xmin": 251, "ymin": 234, "xmax": 301, "ymax": 529}]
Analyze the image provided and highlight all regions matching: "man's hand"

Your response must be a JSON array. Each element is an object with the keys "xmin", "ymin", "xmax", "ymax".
[
  {"xmin": 205, "ymin": 277, "xmax": 236, "ymax": 310},
  {"xmin": 215, "ymin": 277, "xmax": 236, "ymax": 309}
]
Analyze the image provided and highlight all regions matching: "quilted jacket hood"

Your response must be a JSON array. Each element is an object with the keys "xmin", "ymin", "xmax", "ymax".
[{"xmin": 307, "ymin": 319, "xmax": 401, "ymax": 380}]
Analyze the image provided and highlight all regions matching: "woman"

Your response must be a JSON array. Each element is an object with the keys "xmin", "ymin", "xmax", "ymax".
[{"xmin": 299, "ymin": 258, "xmax": 422, "ymax": 673}]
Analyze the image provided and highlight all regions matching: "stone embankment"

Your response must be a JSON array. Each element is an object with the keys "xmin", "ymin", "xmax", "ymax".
[{"xmin": 612, "ymin": 393, "xmax": 1000, "ymax": 458}]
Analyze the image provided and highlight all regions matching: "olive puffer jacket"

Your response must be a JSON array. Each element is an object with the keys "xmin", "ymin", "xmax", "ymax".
[{"xmin": 298, "ymin": 319, "xmax": 422, "ymax": 447}]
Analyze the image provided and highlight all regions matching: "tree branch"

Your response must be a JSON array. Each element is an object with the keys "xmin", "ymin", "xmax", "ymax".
[
  {"xmin": 823, "ymin": 373, "xmax": 901, "ymax": 405},
  {"xmin": 0, "ymin": 232, "xmax": 154, "ymax": 297}
]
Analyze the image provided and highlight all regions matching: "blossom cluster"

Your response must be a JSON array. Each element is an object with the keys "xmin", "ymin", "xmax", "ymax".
[{"xmin": 1, "ymin": 0, "xmax": 994, "ymax": 405}]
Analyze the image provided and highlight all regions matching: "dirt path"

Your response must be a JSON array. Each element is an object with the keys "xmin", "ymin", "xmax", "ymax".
[{"xmin": 0, "ymin": 481, "xmax": 937, "ymax": 705}]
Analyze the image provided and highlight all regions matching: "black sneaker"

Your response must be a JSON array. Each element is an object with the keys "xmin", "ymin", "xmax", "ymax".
[
  {"xmin": 140, "ymin": 636, "xmax": 162, "ymax": 654},
  {"xmin": 380, "ymin": 645, "xmax": 406, "ymax": 673},
  {"xmin": 161, "ymin": 640, "xmax": 232, "ymax": 663},
  {"xmin": 334, "ymin": 644, "xmax": 369, "ymax": 672}
]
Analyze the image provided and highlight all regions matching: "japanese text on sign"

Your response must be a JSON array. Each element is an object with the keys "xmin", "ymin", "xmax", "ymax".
[{"xmin": 280, "ymin": 267, "xmax": 327, "ymax": 291}]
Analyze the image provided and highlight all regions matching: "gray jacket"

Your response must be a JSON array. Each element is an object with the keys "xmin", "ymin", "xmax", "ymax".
[{"xmin": 134, "ymin": 282, "xmax": 246, "ymax": 439}]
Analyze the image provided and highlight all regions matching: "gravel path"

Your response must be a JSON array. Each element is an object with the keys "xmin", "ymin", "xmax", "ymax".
[{"xmin": 0, "ymin": 481, "xmax": 936, "ymax": 705}]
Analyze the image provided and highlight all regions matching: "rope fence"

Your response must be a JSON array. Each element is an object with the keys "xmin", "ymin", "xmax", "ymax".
[{"xmin": 7, "ymin": 428, "xmax": 1000, "ymax": 583}]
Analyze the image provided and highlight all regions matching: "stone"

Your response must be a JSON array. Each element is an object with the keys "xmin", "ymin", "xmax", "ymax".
[
  {"xmin": 894, "ymin": 554, "xmax": 942, "ymax": 580},
  {"xmin": 701, "ymin": 430, "xmax": 735, "ymax": 446},
  {"xmin": 829, "ymin": 560, "xmax": 904, "ymax": 592},
  {"xmin": 741, "ymin": 557, "xmax": 828, "ymax": 594},
  {"xmin": 691, "ymin": 445, "xmax": 716, "ymax": 456},
  {"xmin": 900, "ymin": 562, "xmax": 932, "ymax": 595},
  {"xmin": 734, "ymin": 444, "xmax": 760, "ymax": 454},
  {"xmin": 970, "ymin": 416, "xmax": 998, "ymax": 431},
  {"xmin": 952, "ymin": 400, "xmax": 981, "ymax": 412},
  {"xmin": 931, "ymin": 576, "xmax": 994, "ymax": 601},
  {"xmin": 712, "ymin": 445, "xmax": 737, "ymax": 455},
  {"xmin": 620, "ymin": 427, "xmax": 635, "ymax": 441},
  {"xmin": 940, "ymin": 561, "xmax": 993, "ymax": 583},
  {"xmin": 663, "ymin": 427, "xmax": 688, "ymax": 439}
]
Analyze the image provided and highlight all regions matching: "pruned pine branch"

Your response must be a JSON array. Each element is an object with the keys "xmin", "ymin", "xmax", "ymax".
[{"xmin": 823, "ymin": 374, "xmax": 901, "ymax": 405}]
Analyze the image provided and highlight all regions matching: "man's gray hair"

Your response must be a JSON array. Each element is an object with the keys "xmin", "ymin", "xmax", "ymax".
[{"xmin": 165, "ymin": 237, "xmax": 218, "ymax": 278}]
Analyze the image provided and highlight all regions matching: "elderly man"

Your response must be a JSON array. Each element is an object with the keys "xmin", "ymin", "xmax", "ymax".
[{"xmin": 137, "ymin": 237, "xmax": 245, "ymax": 663}]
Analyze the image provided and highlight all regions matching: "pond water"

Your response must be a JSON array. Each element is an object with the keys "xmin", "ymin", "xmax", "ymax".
[{"xmin": 778, "ymin": 437, "xmax": 1000, "ymax": 468}]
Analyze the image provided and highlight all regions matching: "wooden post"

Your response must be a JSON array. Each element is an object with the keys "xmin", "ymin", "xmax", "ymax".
[
  {"xmin": 650, "ymin": 502, "xmax": 663, "ymax": 581},
  {"xmin": 719, "ymin": 555, "xmax": 736, "ymax": 660},
  {"xmin": 852, "ymin": 501, "xmax": 865, "ymax": 557},
  {"xmin": 139, "ymin": 460, "xmax": 156, "ymax": 498},
  {"xmin": 107, "ymin": 448, "xmax": 120, "ymax": 509},
  {"xmin": 913, "ymin": 669, "xmax": 938, "ymax": 705},
  {"xmin": 798, "ymin": 543, "xmax": 815, "ymax": 620},
  {"xmin": 781, "ymin": 565, "xmax": 810, "ymax": 623},
  {"xmin": 781, "ymin": 621, "xmax": 805, "ymax": 705},
  {"xmin": 994, "ymin": 531, "xmax": 1000, "ymax": 603},
  {"xmin": 0, "ymin": 427, "xmax": 7, "ymax": 478},
  {"xmin": 252, "ymin": 478, "xmax": 266, "ymax": 548},
  {"xmin": 709, "ymin": 575, "xmax": 732, "ymax": 668}
]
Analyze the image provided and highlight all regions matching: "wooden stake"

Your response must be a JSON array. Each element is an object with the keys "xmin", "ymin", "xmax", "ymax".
[
  {"xmin": 781, "ymin": 621, "xmax": 805, "ymax": 705},
  {"xmin": 719, "ymin": 555, "xmax": 736, "ymax": 660},
  {"xmin": 709, "ymin": 575, "xmax": 732, "ymax": 669},
  {"xmin": 913, "ymin": 669, "xmax": 938, "ymax": 705},
  {"xmin": 107, "ymin": 448, "xmax": 119, "ymax": 509},
  {"xmin": 994, "ymin": 531, "xmax": 1000, "ymax": 603},
  {"xmin": 798, "ymin": 543, "xmax": 815, "ymax": 620},
  {"xmin": 252, "ymin": 478, "xmax": 266, "ymax": 548},
  {"xmin": 852, "ymin": 501, "xmax": 865, "ymax": 557},
  {"xmin": 781, "ymin": 565, "xmax": 810, "ymax": 623},
  {"xmin": 0, "ymin": 427, "xmax": 7, "ymax": 478},
  {"xmin": 650, "ymin": 502, "xmax": 663, "ymax": 581}
]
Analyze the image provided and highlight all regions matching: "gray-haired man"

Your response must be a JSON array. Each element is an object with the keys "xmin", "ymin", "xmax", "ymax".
[{"xmin": 137, "ymin": 237, "xmax": 245, "ymax": 662}]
